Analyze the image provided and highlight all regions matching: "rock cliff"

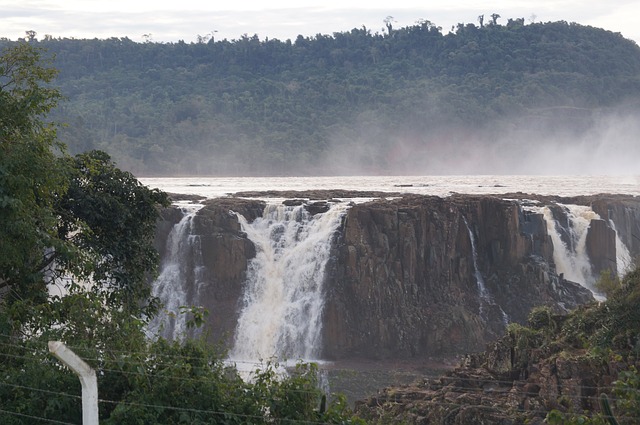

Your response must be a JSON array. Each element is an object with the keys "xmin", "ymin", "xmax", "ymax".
[
  {"xmin": 322, "ymin": 194, "xmax": 595, "ymax": 360},
  {"xmin": 354, "ymin": 269, "xmax": 640, "ymax": 424},
  {"xmin": 154, "ymin": 198, "xmax": 264, "ymax": 343},
  {"xmin": 153, "ymin": 192, "xmax": 640, "ymax": 360}
]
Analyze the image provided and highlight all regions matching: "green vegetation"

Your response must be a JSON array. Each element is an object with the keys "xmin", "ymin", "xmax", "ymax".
[
  {"xmin": 2, "ymin": 18, "xmax": 639, "ymax": 175},
  {"xmin": 503, "ymin": 266, "xmax": 640, "ymax": 424},
  {"xmin": 0, "ymin": 43, "xmax": 363, "ymax": 424}
]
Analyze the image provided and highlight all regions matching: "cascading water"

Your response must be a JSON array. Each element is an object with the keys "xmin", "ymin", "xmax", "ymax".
[
  {"xmin": 462, "ymin": 217, "xmax": 509, "ymax": 326},
  {"xmin": 609, "ymin": 219, "xmax": 633, "ymax": 276},
  {"xmin": 229, "ymin": 202, "xmax": 347, "ymax": 363},
  {"xmin": 540, "ymin": 205, "xmax": 597, "ymax": 290},
  {"xmin": 462, "ymin": 218, "xmax": 490, "ymax": 306},
  {"xmin": 148, "ymin": 210, "xmax": 204, "ymax": 340},
  {"xmin": 526, "ymin": 202, "xmax": 635, "ymax": 300}
]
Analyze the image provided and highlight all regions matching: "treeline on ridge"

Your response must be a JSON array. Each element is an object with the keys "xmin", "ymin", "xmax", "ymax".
[{"xmin": 4, "ymin": 18, "xmax": 640, "ymax": 175}]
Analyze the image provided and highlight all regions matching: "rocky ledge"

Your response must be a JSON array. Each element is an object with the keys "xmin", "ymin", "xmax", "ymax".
[{"xmin": 355, "ymin": 293, "xmax": 640, "ymax": 424}]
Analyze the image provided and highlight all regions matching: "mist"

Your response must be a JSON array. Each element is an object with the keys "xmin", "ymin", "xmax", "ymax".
[{"xmin": 313, "ymin": 104, "xmax": 640, "ymax": 177}]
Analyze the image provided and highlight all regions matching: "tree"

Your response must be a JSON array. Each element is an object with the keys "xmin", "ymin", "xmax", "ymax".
[
  {"xmin": 54, "ymin": 150, "xmax": 169, "ymax": 316},
  {"xmin": 0, "ymin": 42, "xmax": 66, "ymax": 305},
  {"xmin": 25, "ymin": 30, "xmax": 37, "ymax": 42},
  {"xmin": 0, "ymin": 43, "xmax": 168, "ymax": 333},
  {"xmin": 384, "ymin": 16, "xmax": 395, "ymax": 36}
]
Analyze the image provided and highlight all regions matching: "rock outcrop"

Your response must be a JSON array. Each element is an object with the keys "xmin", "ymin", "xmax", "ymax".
[
  {"xmin": 322, "ymin": 195, "xmax": 595, "ymax": 360},
  {"xmin": 153, "ymin": 192, "xmax": 640, "ymax": 360},
  {"xmin": 585, "ymin": 196, "xmax": 640, "ymax": 254},
  {"xmin": 354, "ymin": 276, "xmax": 640, "ymax": 424},
  {"xmin": 354, "ymin": 332, "xmax": 637, "ymax": 424},
  {"xmin": 190, "ymin": 198, "xmax": 265, "ymax": 343},
  {"xmin": 154, "ymin": 197, "xmax": 265, "ymax": 344}
]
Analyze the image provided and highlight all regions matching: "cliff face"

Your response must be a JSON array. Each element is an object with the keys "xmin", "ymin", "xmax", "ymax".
[
  {"xmin": 355, "ymin": 270, "xmax": 640, "ymax": 424},
  {"xmin": 591, "ymin": 196, "xmax": 640, "ymax": 265},
  {"xmin": 153, "ymin": 193, "xmax": 640, "ymax": 360},
  {"xmin": 153, "ymin": 198, "xmax": 265, "ymax": 343},
  {"xmin": 322, "ymin": 195, "xmax": 594, "ymax": 360}
]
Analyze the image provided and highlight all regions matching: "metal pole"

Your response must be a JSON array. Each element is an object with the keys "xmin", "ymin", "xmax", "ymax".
[{"xmin": 48, "ymin": 341, "xmax": 99, "ymax": 425}]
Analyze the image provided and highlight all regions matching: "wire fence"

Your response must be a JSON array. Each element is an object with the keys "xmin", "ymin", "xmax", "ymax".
[{"xmin": 1, "ymin": 333, "xmax": 639, "ymax": 424}]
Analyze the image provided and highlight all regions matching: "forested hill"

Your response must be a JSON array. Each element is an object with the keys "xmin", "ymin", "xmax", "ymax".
[{"xmin": 6, "ymin": 19, "xmax": 640, "ymax": 176}]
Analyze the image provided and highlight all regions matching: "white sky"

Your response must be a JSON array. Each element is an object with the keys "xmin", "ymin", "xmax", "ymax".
[{"xmin": 1, "ymin": 0, "xmax": 639, "ymax": 45}]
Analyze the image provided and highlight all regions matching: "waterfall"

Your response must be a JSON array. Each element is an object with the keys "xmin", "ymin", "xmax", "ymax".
[
  {"xmin": 609, "ymin": 219, "xmax": 633, "ymax": 276},
  {"xmin": 229, "ymin": 202, "xmax": 347, "ymax": 363},
  {"xmin": 541, "ymin": 204, "xmax": 599, "ymax": 294},
  {"xmin": 463, "ymin": 217, "xmax": 490, "ymax": 305},
  {"xmin": 462, "ymin": 217, "xmax": 509, "ymax": 326},
  {"xmin": 148, "ymin": 211, "xmax": 203, "ymax": 340}
]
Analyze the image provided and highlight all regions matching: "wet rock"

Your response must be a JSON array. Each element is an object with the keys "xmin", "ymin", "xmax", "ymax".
[
  {"xmin": 322, "ymin": 194, "xmax": 598, "ymax": 360},
  {"xmin": 154, "ymin": 192, "xmax": 640, "ymax": 362},
  {"xmin": 305, "ymin": 201, "xmax": 330, "ymax": 215},
  {"xmin": 585, "ymin": 218, "xmax": 617, "ymax": 276}
]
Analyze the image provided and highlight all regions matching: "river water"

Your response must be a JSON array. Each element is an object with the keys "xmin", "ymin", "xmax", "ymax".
[{"xmin": 140, "ymin": 175, "xmax": 640, "ymax": 198}]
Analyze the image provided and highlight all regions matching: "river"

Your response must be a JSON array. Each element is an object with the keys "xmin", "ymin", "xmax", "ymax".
[{"xmin": 140, "ymin": 175, "xmax": 640, "ymax": 199}]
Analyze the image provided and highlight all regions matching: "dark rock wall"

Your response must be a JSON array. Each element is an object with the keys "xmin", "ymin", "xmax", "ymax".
[
  {"xmin": 322, "ymin": 195, "xmax": 595, "ymax": 360},
  {"xmin": 585, "ymin": 219, "xmax": 617, "ymax": 275},
  {"xmin": 153, "ymin": 198, "xmax": 264, "ymax": 344},
  {"xmin": 154, "ymin": 193, "xmax": 640, "ymax": 360},
  {"xmin": 591, "ymin": 196, "xmax": 640, "ymax": 263},
  {"xmin": 189, "ymin": 198, "xmax": 264, "ymax": 344}
]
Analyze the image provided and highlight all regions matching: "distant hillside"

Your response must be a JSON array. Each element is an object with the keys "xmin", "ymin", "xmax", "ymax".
[{"xmin": 4, "ymin": 19, "xmax": 640, "ymax": 175}]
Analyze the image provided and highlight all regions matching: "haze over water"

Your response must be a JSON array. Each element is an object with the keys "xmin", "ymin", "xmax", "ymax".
[{"xmin": 140, "ymin": 175, "xmax": 640, "ymax": 199}]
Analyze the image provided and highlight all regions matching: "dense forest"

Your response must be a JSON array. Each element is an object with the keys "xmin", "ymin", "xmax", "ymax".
[{"xmin": 3, "ymin": 18, "xmax": 640, "ymax": 175}]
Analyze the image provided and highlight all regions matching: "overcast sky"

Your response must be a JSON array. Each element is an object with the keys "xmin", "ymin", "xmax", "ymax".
[{"xmin": 2, "ymin": 0, "xmax": 639, "ymax": 45}]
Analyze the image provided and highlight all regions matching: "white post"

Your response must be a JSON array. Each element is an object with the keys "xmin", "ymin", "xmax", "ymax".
[{"xmin": 48, "ymin": 341, "xmax": 99, "ymax": 425}]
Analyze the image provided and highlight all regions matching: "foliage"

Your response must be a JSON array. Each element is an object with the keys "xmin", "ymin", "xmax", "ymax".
[
  {"xmin": 612, "ymin": 366, "xmax": 640, "ymax": 424},
  {"xmin": 3, "ymin": 20, "xmax": 639, "ymax": 175},
  {"xmin": 0, "ymin": 334, "xmax": 364, "ymax": 424},
  {"xmin": 527, "ymin": 305, "xmax": 558, "ymax": 334},
  {"xmin": 0, "ymin": 42, "xmax": 168, "ymax": 328},
  {"xmin": 3, "ymin": 147, "xmax": 169, "ymax": 331},
  {"xmin": 545, "ymin": 367, "xmax": 640, "ymax": 425},
  {"xmin": 507, "ymin": 322, "xmax": 543, "ymax": 350},
  {"xmin": 0, "ymin": 337, "xmax": 83, "ymax": 425},
  {"xmin": 54, "ymin": 150, "xmax": 169, "ymax": 315},
  {"xmin": 0, "ymin": 42, "xmax": 66, "ymax": 300},
  {"xmin": 595, "ymin": 270, "xmax": 622, "ymax": 298},
  {"xmin": 545, "ymin": 409, "xmax": 607, "ymax": 425},
  {"xmin": 0, "ymin": 43, "xmax": 363, "ymax": 424},
  {"xmin": 537, "ymin": 265, "xmax": 640, "ymax": 424}
]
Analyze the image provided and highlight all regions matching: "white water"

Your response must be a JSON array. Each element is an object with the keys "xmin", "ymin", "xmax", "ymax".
[
  {"xmin": 229, "ymin": 202, "xmax": 348, "ymax": 363},
  {"xmin": 148, "ymin": 211, "xmax": 204, "ymax": 340},
  {"xmin": 540, "ymin": 205, "xmax": 597, "ymax": 290},
  {"xmin": 609, "ymin": 219, "xmax": 633, "ymax": 276},
  {"xmin": 562, "ymin": 204, "xmax": 600, "ymax": 287},
  {"xmin": 524, "ymin": 202, "xmax": 634, "ymax": 300},
  {"xmin": 462, "ymin": 218, "xmax": 490, "ymax": 307},
  {"xmin": 462, "ymin": 217, "xmax": 509, "ymax": 326},
  {"xmin": 143, "ymin": 176, "xmax": 637, "ymax": 358}
]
